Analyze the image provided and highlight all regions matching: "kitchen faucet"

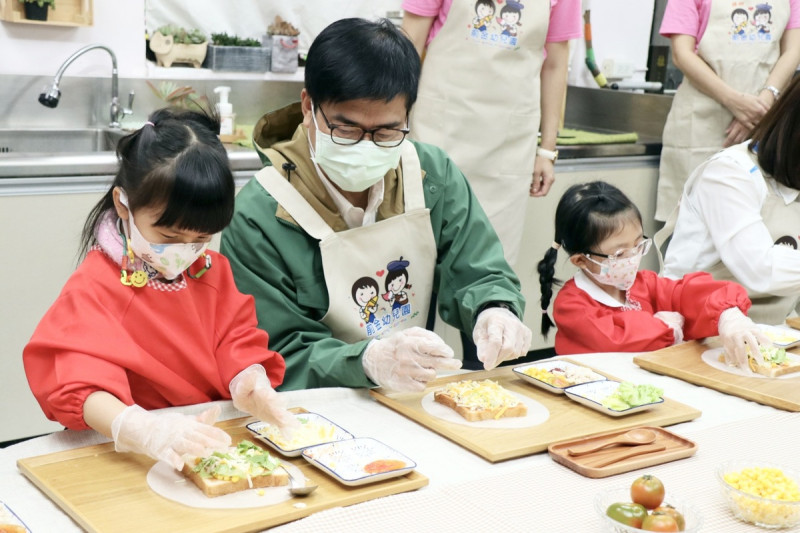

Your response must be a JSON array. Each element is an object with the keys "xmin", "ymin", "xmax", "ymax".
[{"xmin": 38, "ymin": 44, "xmax": 134, "ymax": 129}]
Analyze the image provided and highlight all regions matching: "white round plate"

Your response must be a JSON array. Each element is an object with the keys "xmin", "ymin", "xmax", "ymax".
[
  {"xmin": 701, "ymin": 347, "xmax": 800, "ymax": 379},
  {"xmin": 420, "ymin": 388, "xmax": 550, "ymax": 428},
  {"xmin": 146, "ymin": 461, "xmax": 303, "ymax": 509}
]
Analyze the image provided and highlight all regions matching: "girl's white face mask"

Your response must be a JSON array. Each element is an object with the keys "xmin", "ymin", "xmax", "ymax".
[
  {"xmin": 308, "ymin": 104, "xmax": 404, "ymax": 192},
  {"xmin": 582, "ymin": 250, "xmax": 645, "ymax": 291},
  {"xmin": 119, "ymin": 191, "xmax": 209, "ymax": 280}
]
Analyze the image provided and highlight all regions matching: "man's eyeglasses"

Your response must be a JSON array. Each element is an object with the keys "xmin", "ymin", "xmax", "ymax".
[
  {"xmin": 584, "ymin": 238, "xmax": 652, "ymax": 264},
  {"xmin": 317, "ymin": 105, "xmax": 409, "ymax": 148}
]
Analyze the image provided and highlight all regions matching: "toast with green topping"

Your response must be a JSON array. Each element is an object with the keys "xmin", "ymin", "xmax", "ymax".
[{"xmin": 181, "ymin": 439, "xmax": 288, "ymax": 497}]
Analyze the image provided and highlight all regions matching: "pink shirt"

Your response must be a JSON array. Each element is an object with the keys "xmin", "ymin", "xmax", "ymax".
[
  {"xmin": 660, "ymin": 0, "xmax": 800, "ymax": 42},
  {"xmin": 402, "ymin": 0, "xmax": 582, "ymax": 47}
]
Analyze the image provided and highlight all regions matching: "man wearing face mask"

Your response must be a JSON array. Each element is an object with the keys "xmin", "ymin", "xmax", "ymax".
[{"xmin": 221, "ymin": 18, "xmax": 532, "ymax": 392}]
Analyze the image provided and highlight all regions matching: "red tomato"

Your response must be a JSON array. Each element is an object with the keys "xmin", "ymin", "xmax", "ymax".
[
  {"xmin": 642, "ymin": 513, "xmax": 680, "ymax": 532},
  {"xmin": 606, "ymin": 502, "xmax": 648, "ymax": 528},
  {"xmin": 631, "ymin": 474, "xmax": 666, "ymax": 509},
  {"xmin": 653, "ymin": 505, "xmax": 686, "ymax": 531}
]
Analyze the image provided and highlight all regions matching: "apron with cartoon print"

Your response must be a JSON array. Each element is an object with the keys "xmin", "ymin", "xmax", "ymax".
[
  {"xmin": 256, "ymin": 141, "xmax": 436, "ymax": 343},
  {"xmin": 409, "ymin": 0, "xmax": 549, "ymax": 266},
  {"xmin": 656, "ymin": 143, "xmax": 800, "ymax": 325},
  {"xmin": 656, "ymin": 0, "xmax": 788, "ymax": 220}
]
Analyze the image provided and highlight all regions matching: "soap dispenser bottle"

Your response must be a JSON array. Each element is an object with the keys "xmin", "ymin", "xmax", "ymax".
[{"xmin": 213, "ymin": 86, "xmax": 235, "ymax": 136}]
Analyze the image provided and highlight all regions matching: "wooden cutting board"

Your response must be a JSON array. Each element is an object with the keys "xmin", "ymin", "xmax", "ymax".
[
  {"xmin": 369, "ymin": 363, "xmax": 701, "ymax": 462},
  {"xmin": 17, "ymin": 417, "xmax": 428, "ymax": 533},
  {"xmin": 634, "ymin": 340, "xmax": 800, "ymax": 411}
]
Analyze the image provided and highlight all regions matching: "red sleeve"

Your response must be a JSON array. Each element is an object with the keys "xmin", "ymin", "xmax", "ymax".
[
  {"xmin": 639, "ymin": 270, "xmax": 751, "ymax": 340},
  {"xmin": 553, "ymin": 279, "xmax": 676, "ymax": 354},
  {"xmin": 209, "ymin": 255, "xmax": 286, "ymax": 389},
  {"xmin": 23, "ymin": 284, "xmax": 140, "ymax": 430}
]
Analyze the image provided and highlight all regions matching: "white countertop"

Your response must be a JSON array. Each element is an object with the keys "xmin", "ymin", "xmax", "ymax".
[{"xmin": 1, "ymin": 352, "xmax": 796, "ymax": 532}]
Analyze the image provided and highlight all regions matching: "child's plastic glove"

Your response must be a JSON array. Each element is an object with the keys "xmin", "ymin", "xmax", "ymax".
[
  {"xmin": 362, "ymin": 327, "xmax": 462, "ymax": 392},
  {"xmin": 718, "ymin": 307, "xmax": 770, "ymax": 369},
  {"xmin": 473, "ymin": 307, "xmax": 532, "ymax": 370},
  {"xmin": 230, "ymin": 364, "xmax": 300, "ymax": 433},
  {"xmin": 111, "ymin": 404, "xmax": 231, "ymax": 470},
  {"xmin": 654, "ymin": 311, "xmax": 685, "ymax": 345}
]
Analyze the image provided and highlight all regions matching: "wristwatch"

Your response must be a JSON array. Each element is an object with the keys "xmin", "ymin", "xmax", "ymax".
[{"xmin": 536, "ymin": 147, "xmax": 559, "ymax": 162}]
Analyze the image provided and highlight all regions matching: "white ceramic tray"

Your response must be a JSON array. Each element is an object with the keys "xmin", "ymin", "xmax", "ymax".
[
  {"xmin": 0, "ymin": 500, "xmax": 31, "ymax": 532},
  {"xmin": 759, "ymin": 324, "xmax": 800, "ymax": 348},
  {"xmin": 513, "ymin": 359, "xmax": 606, "ymax": 394},
  {"xmin": 246, "ymin": 412, "xmax": 354, "ymax": 457},
  {"xmin": 564, "ymin": 380, "xmax": 664, "ymax": 417},
  {"xmin": 301, "ymin": 437, "xmax": 416, "ymax": 486}
]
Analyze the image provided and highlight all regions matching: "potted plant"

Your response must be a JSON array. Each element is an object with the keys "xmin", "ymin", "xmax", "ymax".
[
  {"xmin": 204, "ymin": 32, "xmax": 270, "ymax": 72},
  {"xmin": 18, "ymin": 0, "xmax": 55, "ymax": 22},
  {"xmin": 149, "ymin": 25, "xmax": 208, "ymax": 68}
]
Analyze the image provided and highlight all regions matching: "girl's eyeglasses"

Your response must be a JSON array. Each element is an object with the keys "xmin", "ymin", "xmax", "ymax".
[{"xmin": 585, "ymin": 237, "xmax": 652, "ymax": 263}]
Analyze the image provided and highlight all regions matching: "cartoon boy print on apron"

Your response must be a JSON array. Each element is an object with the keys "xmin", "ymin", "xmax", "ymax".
[
  {"xmin": 256, "ymin": 142, "xmax": 437, "ymax": 344},
  {"xmin": 656, "ymin": 0, "xmax": 789, "ymax": 221},
  {"xmin": 409, "ymin": 0, "xmax": 550, "ymax": 266}
]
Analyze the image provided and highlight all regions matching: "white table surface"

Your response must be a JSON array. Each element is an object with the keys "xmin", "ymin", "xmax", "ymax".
[{"xmin": 1, "ymin": 352, "xmax": 797, "ymax": 532}]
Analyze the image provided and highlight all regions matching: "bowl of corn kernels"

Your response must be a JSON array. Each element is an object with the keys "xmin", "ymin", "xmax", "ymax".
[{"xmin": 717, "ymin": 460, "xmax": 800, "ymax": 529}]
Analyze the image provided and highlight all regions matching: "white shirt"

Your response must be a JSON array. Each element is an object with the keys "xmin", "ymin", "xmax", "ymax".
[
  {"xmin": 663, "ymin": 142, "xmax": 800, "ymax": 296},
  {"xmin": 312, "ymin": 161, "xmax": 385, "ymax": 229}
]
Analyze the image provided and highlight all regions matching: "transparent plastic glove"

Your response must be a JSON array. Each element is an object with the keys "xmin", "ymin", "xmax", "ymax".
[
  {"xmin": 111, "ymin": 404, "xmax": 231, "ymax": 470},
  {"xmin": 654, "ymin": 311, "xmax": 685, "ymax": 345},
  {"xmin": 718, "ymin": 307, "xmax": 770, "ymax": 369},
  {"xmin": 473, "ymin": 307, "xmax": 533, "ymax": 370},
  {"xmin": 230, "ymin": 364, "xmax": 300, "ymax": 434},
  {"xmin": 362, "ymin": 327, "xmax": 462, "ymax": 392}
]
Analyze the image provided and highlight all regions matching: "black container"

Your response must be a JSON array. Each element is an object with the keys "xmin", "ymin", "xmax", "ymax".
[{"xmin": 23, "ymin": 2, "xmax": 48, "ymax": 21}]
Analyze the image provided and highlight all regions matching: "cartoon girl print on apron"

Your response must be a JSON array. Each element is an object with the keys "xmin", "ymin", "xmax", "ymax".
[
  {"xmin": 409, "ymin": 0, "xmax": 550, "ymax": 265},
  {"xmin": 656, "ymin": 0, "xmax": 789, "ymax": 220},
  {"xmin": 256, "ymin": 141, "xmax": 437, "ymax": 343}
]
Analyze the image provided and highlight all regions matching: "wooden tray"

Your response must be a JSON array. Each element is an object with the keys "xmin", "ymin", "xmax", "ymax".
[
  {"xmin": 17, "ymin": 416, "xmax": 427, "ymax": 533},
  {"xmin": 548, "ymin": 426, "xmax": 697, "ymax": 478},
  {"xmin": 633, "ymin": 340, "xmax": 800, "ymax": 412},
  {"xmin": 369, "ymin": 363, "xmax": 701, "ymax": 463}
]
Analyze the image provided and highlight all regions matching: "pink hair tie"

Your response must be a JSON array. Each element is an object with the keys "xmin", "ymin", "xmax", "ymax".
[
  {"xmin": 551, "ymin": 241, "xmax": 561, "ymax": 250},
  {"xmin": 144, "ymin": 121, "xmax": 155, "ymax": 127}
]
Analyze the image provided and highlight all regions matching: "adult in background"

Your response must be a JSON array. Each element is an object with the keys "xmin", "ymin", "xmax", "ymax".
[
  {"xmin": 655, "ymin": 0, "xmax": 800, "ymax": 221},
  {"xmin": 402, "ymin": 0, "xmax": 581, "ymax": 266},
  {"xmin": 662, "ymin": 74, "xmax": 800, "ymax": 326},
  {"xmin": 221, "ymin": 18, "xmax": 532, "ymax": 390}
]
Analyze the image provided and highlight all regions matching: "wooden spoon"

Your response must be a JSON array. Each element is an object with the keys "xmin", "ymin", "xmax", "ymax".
[
  {"xmin": 566, "ymin": 428, "xmax": 658, "ymax": 456},
  {"xmin": 594, "ymin": 444, "xmax": 667, "ymax": 468}
]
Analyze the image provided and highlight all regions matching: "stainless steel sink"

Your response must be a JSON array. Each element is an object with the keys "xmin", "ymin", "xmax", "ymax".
[{"xmin": 0, "ymin": 128, "xmax": 126, "ymax": 154}]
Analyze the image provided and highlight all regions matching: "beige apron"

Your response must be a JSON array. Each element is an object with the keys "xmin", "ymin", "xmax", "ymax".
[
  {"xmin": 255, "ymin": 142, "xmax": 437, "ymax": 343},
  {"xmin": 655, "ymin": 143, "xmax": 800, "ymax": 325},
  {"xmin": 409, "ymin": 0, "xmax": 549, "ymax": 265},
  {"xmin": 655, "ymin": 0, "xmax": 788, "ymax": 221}
]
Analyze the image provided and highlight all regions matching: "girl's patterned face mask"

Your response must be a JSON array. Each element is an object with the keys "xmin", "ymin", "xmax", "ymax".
[{"xmin": 582, "ymin": 238, "xmax": 652, "ymax": 291}]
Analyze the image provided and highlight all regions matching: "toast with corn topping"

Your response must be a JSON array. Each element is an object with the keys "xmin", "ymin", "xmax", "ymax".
[
  {"xmin": 181, "ymin": 439, "xmax": 288, "ymax": 497},
  {"xmin": 434, "ymin": 379, "xmax": 527, "ymax": 421}
]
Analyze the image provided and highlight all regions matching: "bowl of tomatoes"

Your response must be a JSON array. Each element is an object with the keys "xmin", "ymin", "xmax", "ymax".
[
  {"xmin": 595, "ymin": 475, "xmax": 702, "ymax": 532},
  {"xmin": 717, "ymin": 460, "xmax": 800, "ymax": 529}
]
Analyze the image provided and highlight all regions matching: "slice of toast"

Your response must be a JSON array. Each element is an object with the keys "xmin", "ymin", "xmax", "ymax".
[
  {"xmin": 717, "ymin": 349, "xmax": 800, "ymax": 378},
  {"xmin": 434, "ymin": 379, "xmax": 527, "ymax": 421},
  {"xmin": 182, "ymin": 439, "xmax": 288, "ymax": 498},
  {"xmin": 182, "ymin": 463, "xmax": 288, "ymax": 498}
]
